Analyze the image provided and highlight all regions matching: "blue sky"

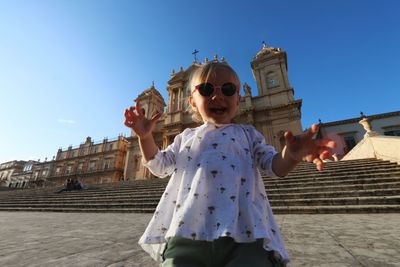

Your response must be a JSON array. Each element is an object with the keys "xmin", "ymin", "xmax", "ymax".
[{"xmin": 0, "ymin": 0, "xmax": 399, "ymax": 163}]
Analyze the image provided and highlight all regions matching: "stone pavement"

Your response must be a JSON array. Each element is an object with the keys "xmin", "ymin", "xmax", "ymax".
[{"xmin": 0, "ymin": 212, "xmax": 399, "ymax": 267}]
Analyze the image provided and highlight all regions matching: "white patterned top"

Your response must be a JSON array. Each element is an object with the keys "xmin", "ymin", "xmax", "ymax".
[{"xmin": 138, "ymin": 122, "xmax": 289, "ymax": 264}]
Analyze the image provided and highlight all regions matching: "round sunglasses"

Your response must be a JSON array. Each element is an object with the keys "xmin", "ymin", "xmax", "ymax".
[{"xmin": 193, "ymin": 82, "xmax": 237, "ymax": 97}]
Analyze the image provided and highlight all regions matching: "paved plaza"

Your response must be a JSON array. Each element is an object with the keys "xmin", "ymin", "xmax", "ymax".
[{"xmin": 0, "ymin": 212, "xmax": 399, "ymax": 267}]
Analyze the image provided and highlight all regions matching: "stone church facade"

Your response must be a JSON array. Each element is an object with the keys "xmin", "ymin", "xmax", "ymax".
[{"xmin": 124, "ymin": 45, "xmax": 303, "ymax": 180}]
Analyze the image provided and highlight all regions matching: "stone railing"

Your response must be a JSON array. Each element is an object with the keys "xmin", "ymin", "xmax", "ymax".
[{"xmin": 342, "ymin": 117, "xmax": 400, "ymax": 164}]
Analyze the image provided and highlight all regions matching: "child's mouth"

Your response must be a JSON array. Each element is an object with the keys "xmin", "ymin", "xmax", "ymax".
[{"xmin": 210, "ymin": 107, "xmax": 227, "ymax": 114}]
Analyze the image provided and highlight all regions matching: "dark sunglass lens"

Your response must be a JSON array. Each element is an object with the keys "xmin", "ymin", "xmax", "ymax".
[
  {"xmin": 221, "ymin": 83, "xmax": 236, "ymax": 96},
  {"xmin": 198, "ymin": 83, "xmax": 214, "ymax": 96}
]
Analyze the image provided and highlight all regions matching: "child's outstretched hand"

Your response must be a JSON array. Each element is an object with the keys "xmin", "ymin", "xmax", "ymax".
[
  {"xmin": 124, "ymin": 99, "xmax": 162, "ymax": 140},
  {"xmin": 284, "ymin": 124, "xmax": 336, "ymax": 171}
]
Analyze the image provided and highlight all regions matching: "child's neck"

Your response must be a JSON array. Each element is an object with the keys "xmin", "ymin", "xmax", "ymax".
[{"xmin": 204, "ymin": 121, "xmax": 232, "ymax": 128}]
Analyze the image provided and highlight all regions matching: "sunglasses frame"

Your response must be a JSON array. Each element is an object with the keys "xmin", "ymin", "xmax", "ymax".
[{"xmin": 193, "ymin": 82, "xmax": 238, "ymax": 97}]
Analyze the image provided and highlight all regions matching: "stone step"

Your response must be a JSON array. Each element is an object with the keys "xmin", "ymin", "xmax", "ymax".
[
  {"xmin": 269, "ymin": 195, "xmax": 400, "ymax": 206},
  {"xmin": 2, "ymin": 187, "xmax": 399, "ymax": 204},
  {"xmin": 268, "ymin": 188, "xmax": 400, "ymax": 199},
  {"xmin": 36, "ymin": 173, "xmax": 400, "ymax": 194},
  {"xmin": 266, "ymin": 181, "xmax": 400, "ymax": 194},
  {"xmin": 1, "ymin": 195, "xmax": 399, "ymax": 208},
  {"xmin": 287, "ymin": 162, "xmax": 399, "ymax": 175},
  {"xmin": 0, "ymin": 202, "xmax": 159, "ymax": 209},
  {"xmin": 263, "ymin": 174, "xmax": 400, "ymax": 187},
  {"xmin": 264, "ymin": 177, "xmax": 400, "ymax": 189},
  {"xmin": 2, "ymin": 165, "xmax": 397, "ymax": 198},
  {"xmin": 2, "ymin": 186, "xmax": 398, "ymax": 204},
  {"xmin": 271, "ymin": 205, "xmax": 400, "ymax": 214},
  {"xmin": 3, "ymin": 187, "xmax": 400, "ymax": 205},
  {"xmin": 286, "ymin": 159, "xmax": 389, "ymax": 172},
  {"xmin": 26, "ymin": 168, "xmax": 398, "ymax": 195},
  {"xmin": 264, "ymin": 169, "xmax": 400, "ymax": 183},
  {"xmin": 0, "ymin": 207, "xmax": 155, "ymax": 213},
  {"xmin": 2, "ymin": 179, "xmax": 398, "ymax": 202},
  {"xmin": 0, "ymin": 205, "xmax": 399, "ymax": 214},
  {"xmin": 0, "ymin": 158, "xmax": 398, "ymax": 214}
]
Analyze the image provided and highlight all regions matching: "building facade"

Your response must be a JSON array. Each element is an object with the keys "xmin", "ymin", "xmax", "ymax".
[
  {"xmin": 7, "ymin": 160, "xmax": 38, "ymax": 188},
  {"xmin": 0, "ymin": 160, "xmax": 29, "ymax": 187},
  {"xmin": 30, "ymin": 158, "xmax": 55, "ymax": 188},
  {"xmin": 45, "ymin": 135, "xmax": 129, "ymax": 186},
  {"xmin": 317, "ymin": 111, "xmax": 400, "ymax": 159},
  {"xmin": 124, "ymin": 45, "xmax": 303, "ymax": 180}
]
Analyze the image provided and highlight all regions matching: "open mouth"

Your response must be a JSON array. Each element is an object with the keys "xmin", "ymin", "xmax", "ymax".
[{"xmin": 210, "ymin": 107, "xmax": 228, "ymax": 114}]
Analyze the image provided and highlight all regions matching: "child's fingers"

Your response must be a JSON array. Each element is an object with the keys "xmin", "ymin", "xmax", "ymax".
[
  {"xmin": 319, "ymin": 150, "xmax": 331, "ymax": 160},
  {"xmin": 124, "ymin": 115, "xmax": 134, "ymax": 128},
  {"xmin": 304, "ymin": 124, "xmax": 319, "ymax": 139},
  {"xmin": 135, "ymin": 100, "xmax": 140, "ymax": 113},
  {"xmin": 124, "ymin": 108, "xmax": 133, "ymax": 119},
  {"xmin": 315, "ymin": 139, "xmax": 336, "ymax": 149},
  {"xmin": 313, "ymin": 157, "xmax": 324, "ymax": 171},
  {"xmin": 284, "ymin": 131, "xmax": 295, "ymax": 144},
  {"xmin": 151, "ymin": 111, "xmax": 162, "ymax": 123},
  {"xmin": 124, "ymin": 120, "xmax": 133, "ymax": 128},
  {"xmin": 134, "ymin": 100, "xmax": 145, "ymax": 116}
]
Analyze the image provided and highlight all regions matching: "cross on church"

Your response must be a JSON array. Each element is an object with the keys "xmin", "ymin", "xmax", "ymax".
[{"xmin": 192, "ymin": 49, "xmax": 199, "ymax": 62}]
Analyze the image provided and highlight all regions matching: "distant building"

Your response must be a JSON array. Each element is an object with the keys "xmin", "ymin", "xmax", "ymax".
[
  {"xmin": 30, "ymin": 158, "xmax": 55, "ymax": 188},
  {"xmin": 8, "ymin": 160, "xmax": 38, "ymax": 188},
  {"xmin": 45, "ymin": 135, "xmax": 128, "ymax": 186},
  {"xmin": 0, "ymin": 160, "xmax": 29, "ymax": 187},
  {"xmin": 124, "ymin": 45, "xmax": 303, "ymax": 180},
  {"xmin": 317, "ymin": 111, "xmax": 400, "ymax": 158}
]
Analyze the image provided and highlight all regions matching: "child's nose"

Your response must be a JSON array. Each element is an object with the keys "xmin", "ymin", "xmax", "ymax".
[{"xmin": 211, "ymin": 86, "xmax": 224, "ymax": 99}]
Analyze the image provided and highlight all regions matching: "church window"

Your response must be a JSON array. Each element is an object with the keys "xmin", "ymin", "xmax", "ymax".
[
  {"xmin": 66, "ymin": 165, "xmax": 72, "ymax": 174},
  {"xmin": 383, "ymin": 125, "xmax": 400, "ymax": 136},
  {"xmin": 268, "ymin": 78, "xmax": 278, "ymax": 87},
  {"xmin": 77, "ymin": 163, "xmax": 83, "ymax": 173},
  {"xmin": 266, "ymin": 72, "xmax": 279, "ymax": 88},
  {"xmin": 91, "ymin": 146, "xmax": 97, "ymax": 154},
  {"xmin": 384, "ymin": 130, "xmax": 400, "ymax": 136},
  {"xmin": 344, "ymin": 135, "xmax": 357, "ymax": 152},
  {"xmin": 103, "ymin": 158, "xmax": 113, "ymax": 170},
  {"xmin": 89, "ymin": 161, "xmax": 97, "ymax": 172},
  {"xmin": 173, "ymin": 91, "xmax": 179, "ymax": 112}
]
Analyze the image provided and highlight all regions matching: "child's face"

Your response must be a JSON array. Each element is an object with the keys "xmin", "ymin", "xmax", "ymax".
[{"xmin": 189, "ymin": 67, "xmax": 240, "ymax": 125}]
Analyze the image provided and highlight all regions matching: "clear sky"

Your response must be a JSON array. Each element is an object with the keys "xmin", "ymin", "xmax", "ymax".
[{"xmin": 0, "ymin": 0, "xmax": 399, "ymax": 163}]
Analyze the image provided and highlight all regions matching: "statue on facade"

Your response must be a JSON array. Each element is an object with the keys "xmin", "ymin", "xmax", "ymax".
[{"xmin": 243, "ymin": 82, "xmax": 252, "ymax": 96}]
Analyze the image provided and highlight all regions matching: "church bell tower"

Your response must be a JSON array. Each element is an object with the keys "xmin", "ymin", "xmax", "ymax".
[
  {"xmin": 236, "ymin": 43, "xmax": 303, "ymax": 151},
  {"xmin": 251, "ymin": 43, "xmax": 295, "ymax": 105}
]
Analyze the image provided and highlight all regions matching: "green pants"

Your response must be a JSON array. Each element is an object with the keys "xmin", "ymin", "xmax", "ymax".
[{"xmin": 161, "ymin": 236, "xmax": 283, "ymax": 267}]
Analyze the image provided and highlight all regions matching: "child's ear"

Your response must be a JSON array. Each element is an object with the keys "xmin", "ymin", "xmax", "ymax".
[{"xmin": 188, "ymin": 96, "xmax": 197, "ymax": 111}]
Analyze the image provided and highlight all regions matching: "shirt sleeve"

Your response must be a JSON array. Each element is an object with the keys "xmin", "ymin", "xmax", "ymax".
[
  {"xmin": 142, "ymin": 131, "xmax": 184, "ymax": 178},
  {"xmin": 247, "ymin": 126, "xmax": 278, "ymax": 177}
]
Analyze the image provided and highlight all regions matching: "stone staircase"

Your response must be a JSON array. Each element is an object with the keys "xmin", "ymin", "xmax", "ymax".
[{"xmin": 0, "ymin": 158, "xmax": 399, "ymax": 214}]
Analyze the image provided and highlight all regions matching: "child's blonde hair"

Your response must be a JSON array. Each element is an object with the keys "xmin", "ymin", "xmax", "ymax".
[{"xmin": 186, "ymin": 61, "xmax": 241, "ymax": 123}]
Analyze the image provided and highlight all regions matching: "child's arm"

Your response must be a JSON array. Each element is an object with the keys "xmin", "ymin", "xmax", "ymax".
[
  {"xmin": 272, "ymin": 124, "xmax": 336, "ymax": 177},
  {"xmin": 124, "ymin": 100, "xmax": 161, "ymax": 162}
]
